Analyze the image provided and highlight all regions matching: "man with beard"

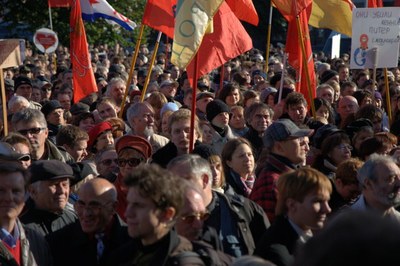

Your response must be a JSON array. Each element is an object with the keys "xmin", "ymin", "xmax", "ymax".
[
  {"xmin": 105, "ymin": 77, "xmax": 126, "ymax": 106},
  {"xmin": 11, "ymin": 108, "xmax": 74, "ymax": 162},
  {"xmin": 20, "ymin": 160, "xmax": 78, "ymax": 236},
  {"xmin": 127, "ymin": 102, "xmax": 169, "ymax": 155},
  {"xmin": 349, "ymin": 154, "xmax": 400, "ymax": 221},
  {"xmin": 243, "ymin": 103, "xmax": 273, "ymax": 159}
]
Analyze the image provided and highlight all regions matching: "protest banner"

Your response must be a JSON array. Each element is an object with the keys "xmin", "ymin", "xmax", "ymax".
[{"xmin": 350, "ymin": 7, "xmax": 400, "ymax": 69}]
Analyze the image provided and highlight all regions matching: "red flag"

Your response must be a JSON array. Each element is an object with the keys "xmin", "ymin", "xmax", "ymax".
[
  {"xmin": 275, "ymin": 0, "xmax": 316, "ymax": 106},
  {"xmin": 186, "ymin": 2, "xmax": 253, "ymax": 85},
  {"xmin": 48, "ymin": 0, "xmax": 70, "ymax": 7},
  {"xmin": 368, "ymin": 0, "xmax": 383, "ymax": 7},
  {"xmin": 142, "ymin": 0, "xmax": 175, "ymax": 38},
  {"xmin": 226, "ymin": 0, "xmax": 259, "ymax": 26},
  {"xmin": 70, "ymin": 0, "xmax": 97, "ymax": 103}
]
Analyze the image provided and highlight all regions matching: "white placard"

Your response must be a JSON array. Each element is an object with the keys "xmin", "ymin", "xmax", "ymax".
[
  {"xmin": 331, "ymin": 33, "xmax": 341, "ymax": 59},
  {"xmin": 350, "ymin": 7, "xmax": 400, "ymax": 69}
]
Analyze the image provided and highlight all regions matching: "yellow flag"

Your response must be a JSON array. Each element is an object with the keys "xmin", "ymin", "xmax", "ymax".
[
  {"xmin": 171, "ymin": 0, "xmax": 224, "ymax": 69},
  {"xmin": 309, "ymin": 0, "xmax": 354, "ymax": 37}
]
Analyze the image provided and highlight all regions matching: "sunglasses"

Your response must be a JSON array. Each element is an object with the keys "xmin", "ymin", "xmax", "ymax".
[
  {"xmin": 18, "ymin": 127, "xmax": 46, "ymax": 136},
  {"xmin": 101, "ymin": 158, "xmax": 118, "ymax": 166},
  {"xmin": 180, "ymin": 211, "xmax": 210, "ymax": 224},
  {"xmin": 118, "ymin": 158, "xmax": 144, "ymax": 167}
]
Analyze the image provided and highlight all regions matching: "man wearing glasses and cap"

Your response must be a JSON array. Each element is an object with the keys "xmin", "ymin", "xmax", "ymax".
[
  {"xmin": 19, "ymin": 160, "xmax": 78, "ymax": 236},
  {"xmin": 11, "ymin": 108, "xmax": 73, "ymax": 162}
]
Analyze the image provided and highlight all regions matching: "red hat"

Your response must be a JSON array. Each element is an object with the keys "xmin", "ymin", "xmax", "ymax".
[
  {"xmin": 115, "ymin": 135, "xmax": 152, "ymax": 159},
  {"xmin": 87, "ymin": 121, "xmax": 112, "ymax": 149}
]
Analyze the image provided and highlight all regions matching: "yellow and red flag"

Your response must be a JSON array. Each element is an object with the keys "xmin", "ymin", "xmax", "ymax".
[{"xmin": 70, "ymin": 0, "xmax": 97, "ymax": 103}]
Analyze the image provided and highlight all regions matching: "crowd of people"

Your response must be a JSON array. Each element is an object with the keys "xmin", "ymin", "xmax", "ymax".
[{"xmin": 0, "ymin": 41, "xmax": 400, "ymax": 265}]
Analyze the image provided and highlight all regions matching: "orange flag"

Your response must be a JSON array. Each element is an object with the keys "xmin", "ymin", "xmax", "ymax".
[
  {"xmin": 48, "ymin": 0, "xmax": 70, "ymax": 7},
  {"xmin": 70, "ymin": 0, "xmax": 97, "ymax": 103},
  {"xmin": 185, "ymin": 1, "xmax": 253, "ymax": 85},
  {"xmin": 273, "ymin": 0, "xmax": 316, "ymax": 106},
  {"xmin": 225, "ymin": 0, "xmax": 259, "ymax": 26},
  {"xmin": 368, "ymin": 0, "xmax": 383, "ymax": 7},
  {"xmin": 142, "ymin": 0, "xmax": 175, "ymax": 38}
]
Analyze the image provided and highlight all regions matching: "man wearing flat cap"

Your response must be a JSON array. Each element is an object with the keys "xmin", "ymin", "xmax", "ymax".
[
  {"xmin": 250, "ymin": 119, "xmax": 313, "ymax": 223},
  {"xmin": 159, "ymin": 79, "xmax": 182, "ymax": 107},
  {"xmin": 19, "ymin": 160, "xmax": 78, "ymax": 236}
]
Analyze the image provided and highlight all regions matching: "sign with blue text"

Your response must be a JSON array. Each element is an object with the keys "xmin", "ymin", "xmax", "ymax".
[{"xmin": 350, "ymin": 7, "xmax": 400, "ymax": 69}]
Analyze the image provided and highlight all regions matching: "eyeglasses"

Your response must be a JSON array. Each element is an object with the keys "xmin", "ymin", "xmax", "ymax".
[
  {"xmin": 180, "ymin": 211, "xmax": 210, "ymax": 224},
  {"xmin": 337, "ymin": 144, "xmax": 353, "ymax": 151},
  {"xmin": 18, "ymin": 127, "xmax": 46, "ymax": 136},
  {"xmin": 100, "ymin": 158, "xmax": 118, "ymax": 166},
  {"xmin": 74, "ymin": 200, "xmax": 113, "ymax": 213},
  {"xmin": 118, "ymin": 158, "xmax": 144, "ymax": 167}
]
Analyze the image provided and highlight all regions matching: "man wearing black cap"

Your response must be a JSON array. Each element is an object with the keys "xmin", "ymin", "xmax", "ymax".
[
  {"xmin": 206, "ymin": 99, "xmax": 236, "ymax": 155},
  {"xmin": 19, "ymin": 160, "xmax": 78, "ymax": 236},
  {"xmin": 41, "ymin": 100, "xmax": 66, "ymax": 144},
  {"xmin": 14, "ymin": 76, "xmax": 42, "ymax": 110},
  {"xmin": 250, "ymin": 119, "xmax": 313, "ymax": 223}
]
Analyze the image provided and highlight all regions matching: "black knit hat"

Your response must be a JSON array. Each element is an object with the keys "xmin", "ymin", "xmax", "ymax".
[
  {"xmin": 14, "ymin": 76, "xmax": 32, "ymax": 91},
  {"xmin": 320, "ymin": 70, "xmax": 338, "ymax": 84},
  {"xmin": 206, "ymin": 99, "xmax": 230, "ymax": 122},
  {"xmin": 41, "ymin": 100, "xmax": 63, "ymax": 117}
]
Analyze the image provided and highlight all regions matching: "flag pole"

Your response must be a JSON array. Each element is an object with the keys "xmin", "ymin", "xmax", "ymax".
[
  {"xmin": 190, "ymin": 54, "xmax": 199, "ymax": 153},
  {"xmin": 384, "ymin": 68, "xmax": 392, "ymax": 125},
  {"xmin": 295, "ymin": 15, "xmax": 316, "ymax": 119},
  {"xmin": 278, "ymin": 53, "xmax": 287, "ymax": 104},
  {"xmin": 264, "ymin": 5, "xmax": 273, "ymax": 73},
  {"xmin": 0, "ymin": 69, "xmax": 8, "ymax": 136},
  {"xmin": 219, "ymin": 65, "xmax": 224, "ymax": 92},
  {"xmin": 48, "ymin": 3, "xmax": 53, "ymax": 30},
  {"xmin": 140, "ymin": 31, "xmax": 162, "ymax": 102},
  {"xmin": 119, "ymin": 24, "xmax": 145, "ymax": 118}
]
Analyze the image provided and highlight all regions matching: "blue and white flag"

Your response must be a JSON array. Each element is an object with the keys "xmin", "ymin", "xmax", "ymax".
[{"xmin": 81, "ymin": 0, "xmax": 136, "ymax": 31}]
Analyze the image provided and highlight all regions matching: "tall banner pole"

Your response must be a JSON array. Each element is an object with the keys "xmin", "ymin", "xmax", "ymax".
[
  {"xmin": 384, "ymin": 68, "xmax": 392, "ymax": 125},
  {"xmin": 119, "ymin": 24, "xmax": 145, "ymax": 118},
  {"xmin": 264, "ymin": 5, "xmax": 273, "ymax": 73},
  {"xmin": 140, "ymin": 31, "xmax": 162, "ymax": 102},
  {"xmin": 0, "ymin": 70, "xmax": 8, "ymax": 136},
  {"xmin": 189, "ymin": 54, "xmax": 199, "ymax": 153},
  {"xmin": 295, "ymin": 15, "xmax": 316, "ymax": 119}
]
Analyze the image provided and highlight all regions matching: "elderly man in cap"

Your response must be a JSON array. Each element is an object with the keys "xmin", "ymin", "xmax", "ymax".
[
  {"xmin": 41, "ymin": 100, "xmax": 66, "ymax": 144},
  {"xmin": 250, "ymin": 119, "xmax": 313, "ymax": 223},
  {"xmin": 13, "ymin": 76, "xmax": 42, "ymax": 110},
  {"xmin": 20, "ymin": 160, "xmax": 78, "ymax": 236},
  {"xmin": 11, "ymin": 108, "xmax": 74, "ymax": 162},
  {"xmin": 114, "ymin": 134, "xmax": 152, "ymax": 220},
  {"xmin": 47, "ymin": 178, "xmax": 129, "ymax": 266},
  {"xmin": 0, "ymin": 162, "xmax": 52, "ymax": 265}
]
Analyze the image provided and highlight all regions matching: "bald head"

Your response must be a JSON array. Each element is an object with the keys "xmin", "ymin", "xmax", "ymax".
[
  {"xmin": 76, "ymin": 178, "xmax": 117, "ymax": 233},
  {"xmin": 78, "ymin": 177, "xmax": 117, "ymax": 202},
  {"xmin": 338, "ymin": 95, "xmax": 359, "ymax": 121}
]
